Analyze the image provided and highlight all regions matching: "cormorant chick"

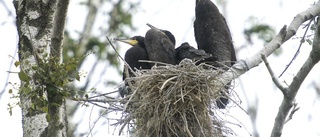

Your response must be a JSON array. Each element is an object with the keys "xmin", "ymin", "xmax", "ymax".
[
  {"xmin": 115, "ymin": 36, "xmax": 150, "ymax": 97},
  {"xmin": 144, "ymin": 24, "xmax": 176, "ymax": 65},
  {"xmin": 175, "ymin": 42, "xmax": 211, "ymax": 64}
]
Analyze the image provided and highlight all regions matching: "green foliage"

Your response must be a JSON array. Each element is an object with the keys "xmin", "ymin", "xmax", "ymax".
[
  {"xmin": 244, "ymin": 16, "xmax": 276, "ymax": 45},
  {"xmin": 7, "ymin": 82, "xmax": 22, "ymax": 116},
  {"xmin": 14, "ymin": 61, "xmax": 20, "ymax": 67},
  {"xmin": 243, "ymin": 16, "xmax": 284, "ymax": 55},
  {"xmin": 108, "ymin": 0, "xmax": 134, "ymax": 34},
  {"xmin": 18, "ymin": 71, "xmax": 29, "ymax": 82},
  {"xmin": 61, "ymin": 0, "xmax": 139, "ymax": 99},
  {"xmin": 8, "ymin": 103, "xmax": 13, "ymax": 116},
  {"xmin": 17, "ymin": 52, "xmax": 84, "ymax": 117}
]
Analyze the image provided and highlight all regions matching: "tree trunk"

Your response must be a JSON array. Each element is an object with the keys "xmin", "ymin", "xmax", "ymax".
[{"xmin": 14, "ymin": 0, "xmax": 69, "ymax": 136}]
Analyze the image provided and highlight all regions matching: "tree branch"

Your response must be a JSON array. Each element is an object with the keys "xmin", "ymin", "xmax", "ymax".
[
  {"xmin": 46, "ymin": 1, "xmax": 70, "ymax": 136},
  {"xmin": 279, "ymin": 19, "xmax": 313, "ymax": 78},
  {"xmin": 77, "ymin": 0, "xmax": 101, "ymax": 56},
  {"xmin": 261, "ymin": 54, "xmax": 287, "ymax": 95},
  {"xmin": 218, "ymin": 1, "xmax": 320, "ymax": 89},
  {"xmin": 204, "ymin": 2, "xmax": 320, "ymax": 137},
  {"xmin": 271, "ymin": 11, "xmax": 320, "ymax": 137},
  {"xmin": 51, "ymin": 0, "xmax": 70, "ymax": 61}
]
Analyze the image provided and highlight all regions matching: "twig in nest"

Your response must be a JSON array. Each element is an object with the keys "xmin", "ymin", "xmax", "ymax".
[{"xmin": 160, "ymin": 76, "xmax": 178, "ymax": 92}]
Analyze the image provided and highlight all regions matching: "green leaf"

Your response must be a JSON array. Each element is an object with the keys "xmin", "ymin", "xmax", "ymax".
[
  {"xmin": 66, "ymin": 64, "xmax": 77, "ymax": 71},
  {"xmin": 75, "ymin": 73, "xmax": 80, "ymax": 81},
  {"xmin": 46, "ymin": 114, "xmax": 51, "ymax": 122},
  {"xmin": 22, "ymin": 86, "xmax": 31, "ymax": 94},
  {"xmin": 8, "ymin": 89, "xmax": 12, "ymax": 94},
  {"xmin": 14, "ymin": 61, "xmax": 20, "ymax": 67},
  {"xmin": 7, "ymin": 103, "xmax": 12, "ymax": 116},
  {"xmin": 31, "ymin": 66, "xmax": 37, "ymax": 70},
  {"xmin": 18, "ymin": 71, "xmax": 30, "ymax": 82},
  {"xmin": 306, "ymin": 39, "xmax": 313, "ymax": 45}
]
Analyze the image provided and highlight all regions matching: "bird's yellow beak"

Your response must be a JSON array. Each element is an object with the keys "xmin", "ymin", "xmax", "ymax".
[{"xmin": 114, "ymin": 38, "xmax": 138, "ymax": 46}]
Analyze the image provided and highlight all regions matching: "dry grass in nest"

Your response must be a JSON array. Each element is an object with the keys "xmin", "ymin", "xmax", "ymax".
[{"xmin": 121, "ymin": 59, "xmax": 235, "ymax": 137}]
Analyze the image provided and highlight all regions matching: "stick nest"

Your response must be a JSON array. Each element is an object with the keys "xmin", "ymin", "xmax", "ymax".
[{"xmin": 121, "ymin": 59, "xmax": 235, "ymax": 137}]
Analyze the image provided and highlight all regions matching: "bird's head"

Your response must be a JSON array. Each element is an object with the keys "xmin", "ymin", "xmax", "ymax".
[
  {"xmin": 114, "ymin": 36, "xmax": 145, "ymax": 47},
  {"xmin": 146, "ymin": 23, "xmax": 176, "ymax": 45}
]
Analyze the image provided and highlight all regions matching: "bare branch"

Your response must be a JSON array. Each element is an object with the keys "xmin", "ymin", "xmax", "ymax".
[
  {"xmin": 261, "ymin": 54, "xmax": 287, "ymax": 95},
  {"xmin": 87, "ymin": 106, "xmax": 107, "ymax": 137},
  {"xmin": 284, "ymin": 2, "xmax": 320, "ymax": 41},
  {"xmin": 219, "ymin": 1, "xmax": 320, "ymax": 90},
  {"xmin": 218, "ymin": 26, "xmax": 287, "ymax": 85},
  {"xmin": 0, "ymin": 48, "xmax": 18, "ymax": 100},
  {"xmin": 70, "ymin": 97, "xmax": 118, "ymax": 103},
  {"xmin": 271, "ymin": 8, "xmax": 320, "ymax": 137},
  {"xmin": 88, "ymin": 90, "xmax": 119, "ymax": 99},
  {"xmin": 279, "ymin": 19, "xmax": 314, "ymax": 78},
  {"xmin": 78, "ymin": 0, "xmax": 101, "ymax": 54}
]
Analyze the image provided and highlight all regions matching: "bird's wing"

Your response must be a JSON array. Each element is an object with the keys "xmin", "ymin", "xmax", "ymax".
[
  {"xmin": 160, "ymin": 38, "xmax": 175, "ymax": 55},
  {"xmin": 189, "ymin": 48, "xmax": 210, "ymax": 56}
]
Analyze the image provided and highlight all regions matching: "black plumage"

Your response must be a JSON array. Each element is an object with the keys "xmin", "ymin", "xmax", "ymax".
[
  {"xmin": 175, "ymin": 42, "xmax": 211, "ymax": 64},
  {"xmin": 194, "ymin": 0, "xmax": 236, "ymax": 109},
  {"xmin": 115, "ymin": 36, "xmax": 150, "ymax": 80},
  {"xmin": 144, "ymin": 24, "xmax": 176, "ymax": 65},
  {"xmin": 147, "ymin": 23, "xmax": 176, "ymax": 46},
  {"xmin": 115, "ymin": 36, "xmax": 151, "ymax": 97}
]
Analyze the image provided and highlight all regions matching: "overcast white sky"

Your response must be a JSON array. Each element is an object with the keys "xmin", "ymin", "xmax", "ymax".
[{"xmin": 1, "ymin": 0, "xmax": 320, "ymax": 137}]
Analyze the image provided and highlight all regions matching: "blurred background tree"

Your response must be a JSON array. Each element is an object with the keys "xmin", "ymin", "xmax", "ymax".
[{"xmin": 60, "ymin": 0, "xmax": 141, "ymax": 136}]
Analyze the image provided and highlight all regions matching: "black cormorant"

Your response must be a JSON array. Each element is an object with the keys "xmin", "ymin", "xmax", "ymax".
[
  {"xmin": 144, "ymin": 24, "xmax": 176, "ymax": 65},
  {"xmin": 194, "ymin": 0, "xmax": 237, "ymax": 109},
  {"xmin": 175, "ymin": 42, "xmax": 211, "ymax": 64},
  {"xmin": 115, "ymin": 36, "xmax": 150, "ymax": 97},
  {"xmin": 114, "ymin": 36, "xmax": 151, "ymax": 80}
]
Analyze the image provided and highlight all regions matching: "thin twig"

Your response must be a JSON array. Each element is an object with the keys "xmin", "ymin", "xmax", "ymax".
[
  {"xmin": 87, "ymin": 101, "xmax": 109, "ymax": 110},
  {"xmin": 279, "ymin": 19, "xmax": 314, "ymax": 78},
  {"xmin": 88, "ymin": 90, "xmax": 118, "ymax": 99},
  {"xmin": 70, "ymin": 97, "xmax": 118, "ymax": 103},
  {"xmin": 118, "ymin": 118, "xmax": 130, "ymax": 136},
  {"xmin": 261, "ymin": 54, "xmax": 287, "ymax": 95},
  {"xmin": 0, "ymin": 49, "xmax": 18, "ymax": 100},
  {"xmin": 87, "ymin": 106, "xmax": 108, "ymax": 137},
  {"xmin": 123, "ymin": 88, "xmax": 139, "ymax": 112},
  {"xmin": 87, "ymin": 105, "xmax": 95, "ymax": 137},
  {"xmin": 106, "ymin": 36, "xmax": 134, "ymax": 73}
]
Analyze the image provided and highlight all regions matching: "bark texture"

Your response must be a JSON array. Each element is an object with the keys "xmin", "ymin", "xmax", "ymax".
[{"xmin": 14, "ymin": 0, "xmax": 69, "ymax": 136}]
